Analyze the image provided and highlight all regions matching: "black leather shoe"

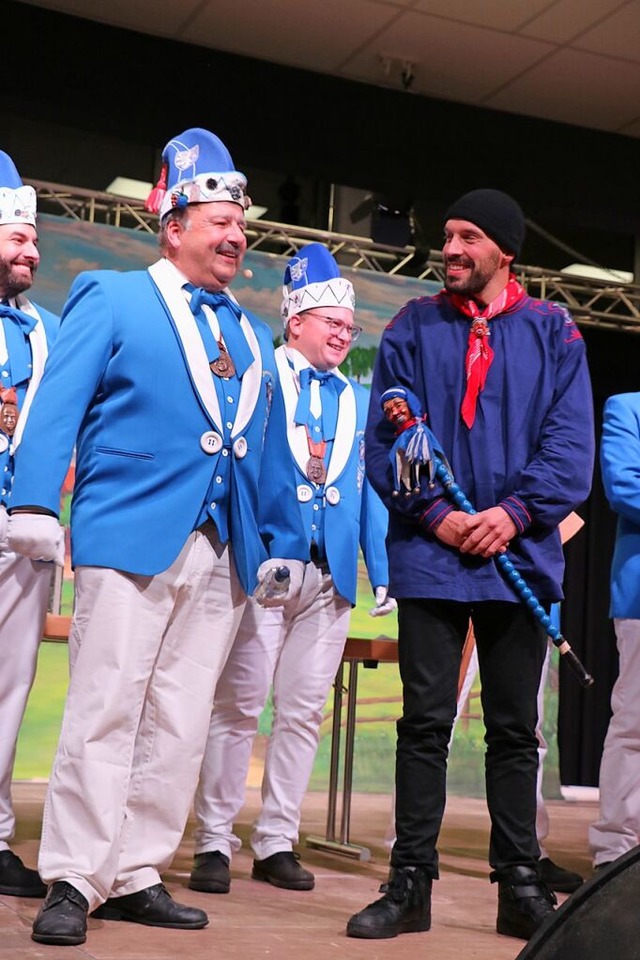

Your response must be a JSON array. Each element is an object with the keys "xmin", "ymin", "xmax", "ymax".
[
  {"xmin": 538, "ymin": 857, "xmax": 584, "ymax": 893},
  {"xmin": 251, "ymin": 852, "xmax": 314, "ymax": 890},
  {"xmin": 346, "ymin": 866, "xmax": 432, "ymax": 939},
  {"xmin": 31, "ymin": 881, "xmax": 88, "ymax": 945},
  {"xmin": 495, "ymin": 865, "xmax": 557, "ymax": 940},
  {"xmin": 0, "ymin": 849, "xmax": 47, "ymax": 897},
  {"xmin": 92, "ymin": 883, "xmax": 207, "ymax": 928},
  {"xmin": 189, "ymin": 851, "xmax": 231, "ymax": 894}
]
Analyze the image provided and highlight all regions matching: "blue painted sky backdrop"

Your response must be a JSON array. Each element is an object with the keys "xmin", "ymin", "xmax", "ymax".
[{"xmin": 34, "ymin": 214, "xmax": 440, "ymax": 344}]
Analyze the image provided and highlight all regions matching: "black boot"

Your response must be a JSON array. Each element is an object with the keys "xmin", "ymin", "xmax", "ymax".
[
  {"xmin": 346, "ymin": 866, "xmax": 432, "ymax": 939},
  {"xmin": 495, "ymin": 865, "xmax": 557, "ymax": 940}
]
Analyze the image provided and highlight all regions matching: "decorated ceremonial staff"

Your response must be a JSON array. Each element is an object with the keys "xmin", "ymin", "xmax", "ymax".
[{"xmin": 380, "ymin": 386, "xmax": 593, "ymax": 687}]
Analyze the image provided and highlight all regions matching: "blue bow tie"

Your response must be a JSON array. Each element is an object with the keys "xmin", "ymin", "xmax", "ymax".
[
  {"xmin": 187, "ymin": 287, "xmax": 253, "ymax": 379},
  {"xmin": 0, "ymin": 304, "xmax": 37, "ymax": 386},
  {"xmin": 0, "ymin": 303, "xmax": 37, "ymax": 335},
  {"xmin": 295, "ymin": 367, "xmax": 345, "ymax": 439}
]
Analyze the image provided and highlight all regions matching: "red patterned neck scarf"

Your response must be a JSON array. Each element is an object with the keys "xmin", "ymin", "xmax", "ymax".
[{"xmin": 447, "ymin": 275, "xmax": 526, "ymax": 428}]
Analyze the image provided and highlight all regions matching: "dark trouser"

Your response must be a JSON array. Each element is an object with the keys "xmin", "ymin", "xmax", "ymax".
[{"xmin": 391, "ymin": 598, "xmax": 548, "ymax": 879}]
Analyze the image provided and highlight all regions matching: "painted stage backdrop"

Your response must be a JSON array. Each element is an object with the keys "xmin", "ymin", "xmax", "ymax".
[{"xmin": 16, "ymin": 214, "xmax": 562, "ymax": 837}]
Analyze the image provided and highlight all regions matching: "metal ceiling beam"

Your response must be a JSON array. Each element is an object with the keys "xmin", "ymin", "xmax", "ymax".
[{"xmin": 30, "ymin": 179, "xmax": 640, "ymax": 333}]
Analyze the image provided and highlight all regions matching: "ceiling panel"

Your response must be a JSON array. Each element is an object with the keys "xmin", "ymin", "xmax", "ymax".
[
  {"xmin": 399, "ymin": 0, "xmax": 553, "ymax": 31},
  {"xmin": 486, "ymin": 48, "xmax": 640, "ymax": 133},
  {"xmin": 573, "ymin": 0, "xmax": 640, "ymax": 62},
  {"xmin": 14, "ymin": 0, "xmax": 640, "ymax": 138},
  {"xmin": 342, "ymin": 10, "xmax": 554, "ymax": 103},
  {"xmin": 520, "ymin": 0, "xmax": 630, "ymax": 44},
  {"xmin": 179, "ymin": 0, "xmax": 397, "ymax": 71}
]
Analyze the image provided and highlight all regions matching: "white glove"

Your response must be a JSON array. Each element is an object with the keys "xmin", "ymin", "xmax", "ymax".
[
  {"xmin": 0, "ymin": 505, "xmax": 7, "ymax": 550},
  {"xmin": 369, "ymin": 585, "xmax": 397, "ymax": 618},
  {"xmin": 254, "ymin": 558, "xmax": 305, "ymax": 607},
  {"xmin": 7, "ymin": 512, "xmax": 65, "ymax": 566}
]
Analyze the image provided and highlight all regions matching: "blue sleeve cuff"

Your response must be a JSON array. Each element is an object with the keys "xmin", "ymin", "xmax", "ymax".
[
  {"xmin": 420, "ymin": 498, "xmax": 454, "ymax": 533},
  {"xmin": 499, "ymin": 496, "xmax": 532, "ymax": 534}
]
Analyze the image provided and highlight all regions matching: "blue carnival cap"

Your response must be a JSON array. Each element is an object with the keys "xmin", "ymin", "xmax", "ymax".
[
  {"xmin": 281, "ymin": 243, "xmax": 355, "ymax": 326},
  {"xmin": 145, "ymin": 127, "xmax": 249, "ymax": 219},
  {"xmin": 0, "ymin": 151, "xmax": 36, "ymax": 227}
]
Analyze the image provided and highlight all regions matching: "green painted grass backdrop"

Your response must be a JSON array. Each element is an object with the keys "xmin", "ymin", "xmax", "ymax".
[{"xmin": 16, "ymin": 566, "xmax": 560, "ymax": 804}]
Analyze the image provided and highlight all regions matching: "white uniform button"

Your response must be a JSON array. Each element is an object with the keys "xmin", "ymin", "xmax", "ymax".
[
  {"xmin": 227, "ymin": 395, "xmax": 234, "ymax": 403},
  {"xmin": 311, "ymin": 524, "xmax": 317, "ymax": 531},
  {"xmin": 210, "ymin": 502, "xmax": 216, "ymax": 509},
  {"xmin": 313, "ymin": 503, "xmax": 319, "ymax": 511},
  {"xmin": 200, "ymin": 431, "xmax": 222, "ymax": 455},
  {"xmin": 226, "ymin": 421, "xmax": 233, "ymax": 430},
  {"xmin": 233, "ymin": 437, "xmax": 248, "ymax": 459},
  {"xmin": 215, "ymin": 476, "xmax": 223, "ymax": 484},
  {"xmin": 297, "ymin": 484, "xmax": 313, "ymax": 503},
  {"xmin": 326, "ymin": 486, "xmax": 341, "ymax": 505},
  {"xmin": 222, "ymin": 449, "xmax": 229, "ymax": 457},
  {"xmin": 1, "ymin": 371, "xmax": 8, "ymax": 378}
]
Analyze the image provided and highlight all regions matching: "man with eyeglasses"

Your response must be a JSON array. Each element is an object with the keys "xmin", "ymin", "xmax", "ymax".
[{"xmin": 190, "ymin": 242, "xmax": 393, "ymax": 894}]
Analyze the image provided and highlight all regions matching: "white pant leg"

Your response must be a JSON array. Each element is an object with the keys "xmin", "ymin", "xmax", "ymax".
[
  {"xmin": 535, "ymin": 642, "xmax": 551, "ymax": 857},
  {"xmin": 251, "ymin": 562, "xmax": 351, "ymax": 860},
  {"xmin": 589, "ymin": 618, "xmax": 640, "ymax": 866},
  {"xmin": 0, "ymin": 551, "xmax": 52, "ymax": 849},
  {"xmin": 193, "ymin": 601, "xmax": 286, "ymax": 859},
  {"xmin": 38, "ymin": 525, "xmax": 246, "ymax": 909}
]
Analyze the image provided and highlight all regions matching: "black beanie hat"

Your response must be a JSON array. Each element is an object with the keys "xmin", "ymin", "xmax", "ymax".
[{"xmin": 444, "ymin": 188, "xmax": 525, "ymax": 258}]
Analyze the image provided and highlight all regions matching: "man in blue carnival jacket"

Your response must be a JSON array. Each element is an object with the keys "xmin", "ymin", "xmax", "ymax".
[
  {"xmin": 346, "ymin": 189, "xmax": 594, "ymax": 943},
  {"xmin": 7, "ymin": 127, "xmax": 307, "ymax": 947},
  {"xmin": 590, "ymin": 394, "xmax": 640, "ymax": 869},
  {"xmin": 0, "ymin": 151, "xmax": 59, "ymax": 900},
  {"xmin": 190, "ymin": 244, "xmax": 393, "ymax": 894}
]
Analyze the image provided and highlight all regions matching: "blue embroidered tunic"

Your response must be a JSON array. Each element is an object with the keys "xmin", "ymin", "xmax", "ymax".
[{"xmin": 365, "ymin": 291, "xmax": 595, "ymax": 602}]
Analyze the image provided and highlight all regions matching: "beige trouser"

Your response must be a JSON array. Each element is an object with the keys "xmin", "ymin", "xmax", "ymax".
[
  {"xmin": 589, "ymin": 617, "xmax": 640, "ymax": 866},
  {"xmin": 194, "ymin": 560, "xmax": 352, "ymax": 861},
  {"xmin": 38, "ymin": 523, "xmax": 246, "ymax": 910},
  {"xmin": 0, "ymin": 550, "xmax": 52, "ymax": 847}
]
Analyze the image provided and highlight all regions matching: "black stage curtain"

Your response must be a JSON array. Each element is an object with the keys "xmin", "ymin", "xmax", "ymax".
[{"xmin": 559, "ymin": 326, "xmax": 640, "ymax": 785}]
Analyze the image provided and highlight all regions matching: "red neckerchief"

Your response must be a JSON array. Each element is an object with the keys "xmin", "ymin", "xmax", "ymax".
[{"xmin": 445, "ymin": 275, "xmax": 526, "ymax": 428}]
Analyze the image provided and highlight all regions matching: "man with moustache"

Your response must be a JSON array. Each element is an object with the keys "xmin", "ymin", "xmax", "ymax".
[
  {"xmin": 7, "ymin": 127, "xmax": 306, "ymax": 946},
  {"xmin": 0, "ymin": 151, "xmax": 59, "ymax": 900},
  {"xmin": 346, "ymin": 189, "xmax": 594, "ymax": 942}
]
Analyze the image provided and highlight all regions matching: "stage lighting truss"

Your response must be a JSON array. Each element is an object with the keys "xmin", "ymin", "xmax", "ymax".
[{"xmin": 29, "ymin": 178, "xmax": 640, "ymax": 334}]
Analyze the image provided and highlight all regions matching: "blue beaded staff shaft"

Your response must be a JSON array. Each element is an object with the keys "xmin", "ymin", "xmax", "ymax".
[{"xmin": 431, "ymin": 453, "xmax": 594, "ymax": 688}]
